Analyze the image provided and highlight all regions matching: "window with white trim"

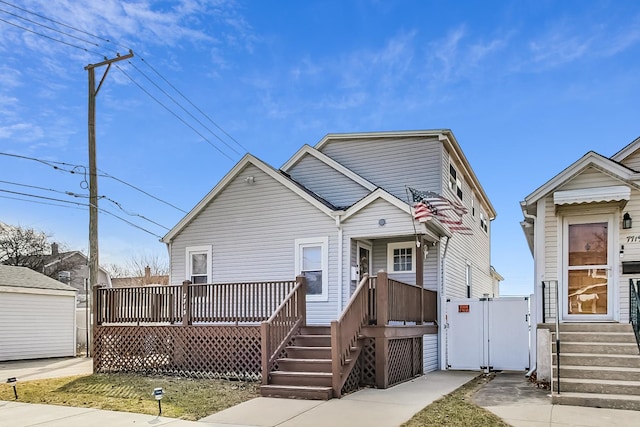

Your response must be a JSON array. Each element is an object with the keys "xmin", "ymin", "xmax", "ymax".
[
  {"xmin": 387, "ymin": 242, "xmax": 416, "ymax": 273},
  {"xmin": 295, "ymin": 237, "xmax": 329, "ymax": 301},
  {"xmin": 466, "ymin": 262, "xmax": 472, "ymax": 298},
  {"xmin": 449, "ymin": 164, "xmax": 463, "ymax": 200},
  {"xmin": 185, "ymin": 245, "xmax": 212, "ymax": 284}
]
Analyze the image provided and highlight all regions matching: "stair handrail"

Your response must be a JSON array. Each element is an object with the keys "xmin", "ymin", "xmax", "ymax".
[
  {"xmin": 261, "ymin": 275, "xmax": 306, "ymax": 385},
  {"xmin": 630, "ymin": 279, "xmax": 640, "ymax": 351},
  {"xmin": 554, "ymin": 279, "xmax": 561, "ymax": 395},
  {"xmin": 330, "ymin": 273, "xmax": 370, "ymax": 397}
]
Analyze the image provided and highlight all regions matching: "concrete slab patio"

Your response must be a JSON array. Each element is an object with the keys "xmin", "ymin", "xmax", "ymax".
[{"xmin": 0, "ymin": 357, "xmax": 92, "ymax": 382}]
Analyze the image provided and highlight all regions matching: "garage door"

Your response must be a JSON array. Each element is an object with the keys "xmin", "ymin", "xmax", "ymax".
[
  {"xmin": 0, "ymin": 291, "xmax": 76, "ymax": 361},
  {"xmin": 446, "ymin": 297, "xmax": 530, "ymax": 371}
]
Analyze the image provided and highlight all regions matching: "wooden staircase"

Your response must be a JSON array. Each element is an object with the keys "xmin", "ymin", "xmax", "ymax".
[
  {"xmin": 552, "ymin": 323, "xmax": 640, "ymax": 410},
  {"xmin": 261, "ymin": 326, "xmax": 351, "ymax": 400}
]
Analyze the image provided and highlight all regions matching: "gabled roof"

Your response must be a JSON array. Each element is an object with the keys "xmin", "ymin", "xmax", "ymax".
[
  {"xmin": 0, "ymin": 265, "xmax": 76, "ymax": 292},
  {"xmin": 523, "ymin": 151, "xmax": 639, "ymax": 206},
  {"xmin": 281, "ymin": 144, "xmax": 377, "ymax": 191},
  {"xmin": 611, "ymin": 136, "xmax": 640, "ymax": 163},
  {"xmin": 162, "ymin": 154, "xmax": 336, "ymax": 243},
  {"xmin": 314, "ymin": 129, "xmax": 497, "ymax": 219}
]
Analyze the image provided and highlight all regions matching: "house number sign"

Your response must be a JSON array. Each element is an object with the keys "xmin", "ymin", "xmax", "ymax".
[
  {"xmin": 458, "ymin": 304, "xmax": 470, "ymax": 313},
  {"xmin": 627, "ymin": 235, "xmax": 640, "ymax": 243}
]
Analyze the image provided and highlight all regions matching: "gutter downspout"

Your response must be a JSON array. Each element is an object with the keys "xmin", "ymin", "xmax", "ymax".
[
  {"xmin": 520, "ymin": 201, "xmax": 538, "ymax": 377},
  {"xmin": 440, "ymin": 236, "xmax": 450, "ymax": 370},
  {"xmin": 335, "ymin": 213, "xmax": 343, "ymax": 318}
]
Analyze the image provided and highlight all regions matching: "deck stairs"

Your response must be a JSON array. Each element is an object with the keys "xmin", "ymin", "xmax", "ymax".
[
  {"xmin": 260, "ymin": 326, "xmax": 361, "ymax": 400},
  {"xmin": 551, "ymin": 323, "xmax": 640, "ymax": 410}
]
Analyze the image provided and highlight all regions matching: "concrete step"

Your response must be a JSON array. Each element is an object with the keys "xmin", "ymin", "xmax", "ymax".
[
  {"xmin": 552, "ymin": 392, "xmax": 640, "ymax": 411},
  {"xmin": 293, "ymin": 335, "xmax": 331, "ymax": 347},
  {"xmin": 553, "ymin": 353, "xmax": 640, "ymax": 368},
  {"xmin": 543, "ymin": 323, "xmax": 633, "ymax": 333},
  {"xmin": 552, "ymin": 342, "xmax": 639, "ymax": 355},
  {"xmin": 260, "ymin": 384, "xmax": 333, "ymax": 400},
  {"xmin": 552, "ymin": 378, "xmax": 640, "ymax": 395},
  {"xmin": 277, "ymin": 358, "xmax": 332, "ymax": 373},
  {"xmin": 300, "ymin": 326, "xmax": 331, "ymax": 335},
  {"xmin": 286, "ymin": 346, "xmax": 331, "ymax": 359},
  {"xmin": 555, "ymin": 365, "xmax": 640, "ymax": 382},
  {"xmin": 553, "ymin": 331, "xmax": 637, "ymax": 343},
  {"xmin": 269, "ymin": 371, "xmax": 332, "ymax": 387}
]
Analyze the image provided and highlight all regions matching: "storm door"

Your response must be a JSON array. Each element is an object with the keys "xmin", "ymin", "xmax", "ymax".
[{"xmin": 563, "ymin": 215, "xmax": 613, "ymax": 320}]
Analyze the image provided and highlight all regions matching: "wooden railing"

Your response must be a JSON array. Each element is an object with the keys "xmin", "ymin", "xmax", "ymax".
[
  {"xmin": 95, "ymin": 280, "xmax": 297, "ymax": 325},
  {"xmin": 368, "ymin": 272, "xmax": 437, "ymax": 325},
  {"xmin": 331, "ymin": 274, "xmax": 370, "ymax": 397},
  {"xmin": 261, "ymin": 276, "xmax": 306, "ymax": 384}
]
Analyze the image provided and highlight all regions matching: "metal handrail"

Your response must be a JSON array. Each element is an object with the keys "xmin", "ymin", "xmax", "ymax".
[
  {"xmin": 630, "ymin": 279, "xmax": 640, "ymax": 352},
  {"xmin": 554, "ymin": 279, "xmax": 561, "ymax": 395}
]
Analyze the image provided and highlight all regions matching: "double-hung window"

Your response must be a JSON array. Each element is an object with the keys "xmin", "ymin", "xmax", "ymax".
[
  {"xmin": 185, "ymin": 245, "xmax": 212, "ymax": 284},
  {"xmin": 449, "ymin": 164, "xmax": 463, "ymax": 200},
  {"xmin": 295, "ymin": 237, "xmax": 329, "ymax": 301},
  {"xmin": 387, "ymin": 242, "xmax": 416, "ymax": 273}
]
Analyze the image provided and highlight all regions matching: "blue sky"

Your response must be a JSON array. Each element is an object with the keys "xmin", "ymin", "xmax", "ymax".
[{"xmin": 1, "ymin": 1, "xmax": 639, "ymax": 295}]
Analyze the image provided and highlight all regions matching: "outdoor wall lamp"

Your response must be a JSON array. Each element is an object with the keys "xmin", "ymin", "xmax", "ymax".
[
  {"xmin": 623, "ymin": 213, "xmax": 632, "ymax": 229},
  {"xmin": 153, "ymin": 387, "xmax": 164, "ymax": 416},
  {"xmin": 6, "ymin": 377, "xmax": 17, "ymax": 399}
]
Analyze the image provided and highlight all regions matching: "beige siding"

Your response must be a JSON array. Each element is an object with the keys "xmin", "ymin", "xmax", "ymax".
[
  {"xmin": 169, "ymin": 164, "xmax": 339, "ymax": 324},
  {"xmin": 0, "ymin": 291, "xmax": 75, "ymax": 361},
  {"xmin": 619, "ymin": 188, "xmax": 640, "ymax": 322},
  {"xmin": 287, "ymin": 154, "xmax": 370, "ymax": 207},
  {"xmin": 619, "ymin": 149, "xmax": 640, "ymax": 171},
  {"xmin": 319, "ymin": 136, "xmax": 442, "ymax": 201},
  {"xmin": 557, "ymin": 166, "xmax": 623, "ymax": 191}
]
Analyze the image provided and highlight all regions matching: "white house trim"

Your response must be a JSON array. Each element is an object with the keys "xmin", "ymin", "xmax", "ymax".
[
  {"xmin": 281, "ymin": 145, "xmax": 378, "ymax": 191},
  {"xmin": 611, "ymin": 136, "xmax": 640, "ymax": 162},
  {"xmin": 553, "ymin": 185, "xmax": 631, "ymax": 206},
  {"xmin": 0, "ymin": 286, "xmax": 76, "ymax": 297},
  {"xmin": 294, "ymin": 236, "xmax": 329, "ymax": 302},
  {"xmin": 162, "ymin": 154, "xmax": 335, "ymax": 243}
]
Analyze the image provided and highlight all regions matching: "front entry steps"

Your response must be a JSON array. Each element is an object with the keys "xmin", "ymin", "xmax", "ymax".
[
  {"xmin": 550, "ymin": 323, "xmax": 640, "ymax": 411},
  {"xmin": 260, "ymin": 326, "xmax": 335, "ymax": 400}
]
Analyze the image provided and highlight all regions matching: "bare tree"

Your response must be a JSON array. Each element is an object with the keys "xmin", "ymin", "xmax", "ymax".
[
  {"xmin": 104, "ymin": 252, "xmax": 169, "ymax": 285},
  {"xmin": 0, "ymin": 222, "xmax": 50, "ymax": 271}
]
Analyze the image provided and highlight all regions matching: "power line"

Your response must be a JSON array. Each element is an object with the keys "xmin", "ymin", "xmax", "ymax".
[{"xmin": 0, "ymin": 194, "xmax": 86, "ymax": 211}]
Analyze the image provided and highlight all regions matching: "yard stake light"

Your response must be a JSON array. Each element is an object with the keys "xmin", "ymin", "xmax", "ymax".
[
  {"xmin": 153, "ymin": 387, "xmax": 164, "ymax": 416},
  {"xmin": 6, "ymin": 377, "xmax": 17, "ymax": 399}
]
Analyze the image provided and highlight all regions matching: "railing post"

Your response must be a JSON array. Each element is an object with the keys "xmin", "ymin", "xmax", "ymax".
[
  {"xmin": 296, "ymin": 275, "xmax": 307, "ymax": 327},
  {"xmin": 541, "ymin": 281, "xmax": 546, "ymax": 323},
  {"xmin": 330, "ymin": 320, "xmax": 341, "ymax": 398},
  {"xmin": 182, "ymin": 280, "xmax": 192, "ymax": 326},
  {"xmin": 376, "ymin": 271, "xmax": 389, "ymax": 326},
  {"xmin": 261, "ymin": 321, "xmax": 269, "ymax": 385}
]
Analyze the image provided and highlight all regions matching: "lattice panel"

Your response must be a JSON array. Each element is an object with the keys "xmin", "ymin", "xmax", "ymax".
[
  {"xmin": 387, "ymin": 337, "xmax": 423, "ymax": 386},
  {"xmin": 341, "ymin": 357, "xmax": 362, "ymax": 395},
  {"xmin": 94, "ymin": 325, "xmax": 262, "ymax": 381},
  {"xmin": 360, "ymin": 338, "xmax": 376, "ymax": 386}
]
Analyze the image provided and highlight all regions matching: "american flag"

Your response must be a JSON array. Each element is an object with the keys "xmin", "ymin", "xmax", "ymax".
[{"xmin": 409, "ymin": 187, "xmax": 472, "ymax": 235}]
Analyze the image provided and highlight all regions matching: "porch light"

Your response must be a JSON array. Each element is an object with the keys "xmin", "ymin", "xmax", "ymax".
[
  {"xmin": 153, "ymin": 387, "xmax": 164, "ymax": 415},
  {"xmin": 623, "ymin": 213, "xmax": 632, "ymax": 229},
  {"xmin": 6, "ymin": 377, "xmax": 17, "ymax": 399}
]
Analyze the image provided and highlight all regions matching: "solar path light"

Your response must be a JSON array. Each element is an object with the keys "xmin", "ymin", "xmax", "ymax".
[
  {"xmin": 153, "ymin": 387, "xmax": 164, "ymax": 416},
  {"xmin": 6, "ymin": 377, "xmax": 17, "ymax": 399}
]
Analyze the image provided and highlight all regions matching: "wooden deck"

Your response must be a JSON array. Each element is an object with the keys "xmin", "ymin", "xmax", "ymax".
[{"xmin": 93, "ymin": 274, "xmax": 437, "ymax": 399}]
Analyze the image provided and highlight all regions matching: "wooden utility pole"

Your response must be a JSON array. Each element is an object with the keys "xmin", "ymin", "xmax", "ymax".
[{"xmin": 85, "ymin": 51, "xmax": 133, "ymax": 357}]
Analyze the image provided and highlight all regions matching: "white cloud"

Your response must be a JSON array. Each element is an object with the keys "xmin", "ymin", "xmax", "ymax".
[{"xmin": 0, "ymin": 122, "xmax": 43, "ymax": 141}]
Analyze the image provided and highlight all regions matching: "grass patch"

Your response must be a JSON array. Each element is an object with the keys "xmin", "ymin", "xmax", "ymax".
[
  {"xmin": 0, "ymin": 374, "xmax": 259, "ymax": 420},
  {"xmin": 402, "ymin": 375, "xmax": 510, "ymax": 427}
]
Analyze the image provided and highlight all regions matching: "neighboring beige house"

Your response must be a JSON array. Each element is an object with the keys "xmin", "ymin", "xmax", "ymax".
[
  {"xmin": 521, "ymin": 137, "xmax": 640, "ymax": 410},
  {"xmin": 111, "ymin": 266, "xmax": 169, "ymax": 287},
  {"xmin": 162, "ymin": 129, "xmax": 498, "ymax": 373}
]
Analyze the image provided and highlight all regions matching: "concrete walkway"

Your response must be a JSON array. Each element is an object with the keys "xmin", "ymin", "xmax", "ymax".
[{"xmin": 0, "ymin": 357, "xmax": 92, "ymax": 381}]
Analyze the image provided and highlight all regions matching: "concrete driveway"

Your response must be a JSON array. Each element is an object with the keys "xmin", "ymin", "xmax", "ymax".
[{"xmin": 0, "ymin": 357, "xmax": 92, "ymax": 382}]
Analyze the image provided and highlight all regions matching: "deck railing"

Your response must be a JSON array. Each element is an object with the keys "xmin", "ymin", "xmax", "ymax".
[
  {"xmin": 95, "ymin": 280, "xmax": 297, "ymax": 325},
  {"xmin": 630, "ymin": 279, "xmax": 640, "ymax": 351},
  {"xmin": 261, "ymin": 276, "xmax": 306, "ymax": 384},
  {"xmin": 331, "ymin": 273, "xmax": 370, "ymax": 397},
  {"xmin": 368, "ymin": 272, "xmax": 437, "ymax": 325}
]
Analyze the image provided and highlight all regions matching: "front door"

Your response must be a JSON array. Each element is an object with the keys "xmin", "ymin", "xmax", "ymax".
[
  {"xmin": 356, "ymin": 242, "xmax": 372, "ymax": 280},
  {"xmin": 562, "ymin": 215, "xmax": 614, "ymax": 320}
]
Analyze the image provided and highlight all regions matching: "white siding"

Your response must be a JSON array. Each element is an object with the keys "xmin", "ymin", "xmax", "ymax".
[
  {"xmin": 320, "ymin": 136, "xmax": 442, "ymax": 201},
  {"xmin": 619, "ymin": 149, "xmax": 640, "ymax": 171},
  {"xmin": 287, "ymin": 154, "xmax": 370, "ymax": 208},
  {"xmin": 0, "ymin": 291, "xmax": 75, "ymax": 361},
  {"xmin": 423, "ymin": 334, "xmax": 439, "ymax": 372},
  {"xmin": 169, "ymin": 164, "xmax": 339, "ymax": 325}
]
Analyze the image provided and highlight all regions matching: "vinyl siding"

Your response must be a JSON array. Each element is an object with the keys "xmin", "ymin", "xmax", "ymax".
[
  {"xmin": 169, "ymin": 164, "xmax": 339, "ymax": 325},
  {"xmin": 618, "ymin": 188, "xmax": 640, "ymax": 322},
  {"xmin": 319, "ymin": 136, "xmax": 442, "ymax": 201},
  {"xmin": 557, "ymin": 166, "xmax": 623, "ymax": 190},
  {"xmin": 287, "ymin": 154, "xmax": 370, "ymax": 208},
  {"xmin": 423, "ymin": 334, "xmax": 439, "ymax": 372},
  {"xmin": 0, "ymin": 291, "xmax": 75, "ymax": 361},
  {"xmin": 618, "ymin": 149, "xmax": 640, "ymax": 171}
]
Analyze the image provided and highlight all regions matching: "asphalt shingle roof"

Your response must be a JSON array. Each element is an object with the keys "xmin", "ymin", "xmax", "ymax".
[{"xmin": 0, "ymin": 265, "xmax": 76, "ymax": 292}]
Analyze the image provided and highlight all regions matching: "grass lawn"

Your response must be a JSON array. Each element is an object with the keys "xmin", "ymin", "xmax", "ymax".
[
  {"xmin": 0, "ymin": 374, "xmax": 259, "ymax": 421},
  {"xmin": 402, "ymin": 374, "xmax": 510, "ymax": 427}
]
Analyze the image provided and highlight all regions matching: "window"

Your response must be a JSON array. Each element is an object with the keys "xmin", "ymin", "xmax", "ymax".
[
  {"xmin": 480, "ymin": 212, "xmax": 488, "ymax": 233},
  {"xmin": 466, "ymin": 262, "xmax": 472, "ymax": 298},
  {"xmin": 449, "ymin": 164, "xmax": 463, "ymax": 200},
  {"xmin": 58, "ymin": 270, "xmax": 71, "ymax": 284},
  {"xmin": 387, "ymin": 242, "xmax": 416, "ymax": 273},
  {"xmin": 295, "ymin": 237, "xmax": 329, "ymax": 301},
  {"xmin": 185, "ymin": 245, "xmax": 212, "ymax": 284},
  {"xmin": 471, "ymin": 193, "xmax": 476, "ymax": 218}
]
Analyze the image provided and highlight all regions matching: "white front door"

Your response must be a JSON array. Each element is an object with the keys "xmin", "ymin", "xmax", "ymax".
[{"xmin": 562, "ymin": 214, "xmax": 615, "ymax": 321}]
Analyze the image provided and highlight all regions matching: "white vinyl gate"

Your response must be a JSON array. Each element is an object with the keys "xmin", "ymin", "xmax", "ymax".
[{"xmin": 446, "ymin": 297, "xmax": 530, "ymax": 371}]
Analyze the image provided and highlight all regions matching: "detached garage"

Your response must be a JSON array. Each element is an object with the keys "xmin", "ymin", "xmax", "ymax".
[{"xmin": 0, "ymin": 265, "xmax": 76, "ymax": 361}]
